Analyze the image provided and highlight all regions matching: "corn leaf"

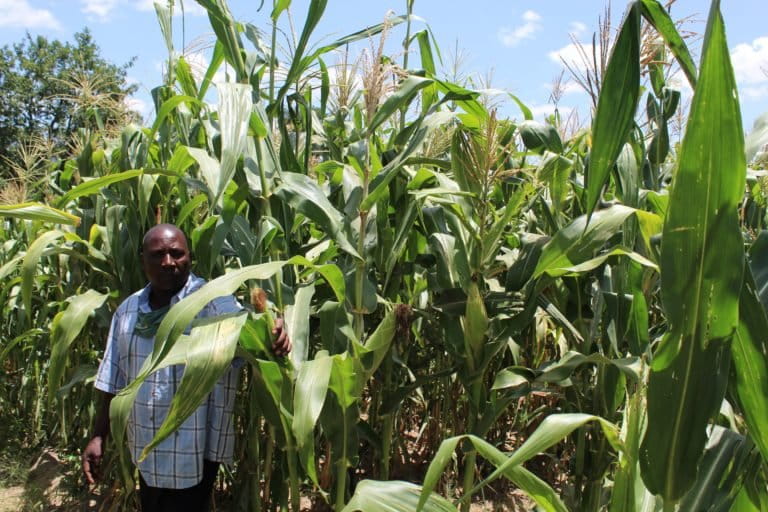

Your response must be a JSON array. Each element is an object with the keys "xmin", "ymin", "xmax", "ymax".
[
  {"xmin": 293, "ymin": 352, "xmax": 333, "ymax": 484},
  {"xmin": 274, "ymin": 172, "xmax": 362, "ymax": 260},
  {"xmin": 357, "ymin": 308, "xmax": 397, "ymax": 381},
  {"xmin": 344, "ymin": 480, "xmax": 457, "ymax": 512},
  {"xmin": 271, "ymin": 0, "xmax": 291, "ymax": 21},
  {"xmin": 195, "ymin": 0, "xmax": 246, "ymax": 79},
  {"xmin": 731, "ymin": 267, "xmax": 768, "ymax": 464},
  {"xmin": 639, "ymin": 0, "xmax": 698, "ymax": 88},
  {"xmin": 640, "ymin": 0, "xmax": 746, "ymax": 500},
  {"xmin": 273, "ymin": 0, "xmax": 327, "ymax": 107},
  {"xmin": 148, "ymin": 95, "xmax": 202, "ymax": 142},
  {"xmin": 153, "ymin": 0, "xmax": 172, "ymax": 55},
  {"xmin": 585, "ymin": 3, "xmax": 641, "ymax": 220},
  {"xmin": 419, "ymin": 414, "xmax": 618, "ymax": 511},
  {"xmin": 0, "ymin": 203, "xmax": 80, "ymax": 225},
  {"xmin": 678, "ymin": 426, "xmax": 753, "ymax": 512},
  {"xmin": 47, "ymin": 290, "xmax": 108, "ymax": 403},
  {"xmin": 539, "ymin": 246, "xmax": 657, "ymax": 278},
  {"xmin": 56, "ymin": 170, "xmax": 143, "ymax": 207},
  {"xmin": 199, "ymin": 40, "xmax": 225, "ymax": 100},
  {"xmin": 0, "ymin": 328, "xmax": 44, "ymax": 363},
  {"xmin": 518, "ymin": 121, "xmax": 563, "ymax": 154},
  {"xmin": 216, "ymin": 83, "xmax": 251, "ymax": 203},
  {"xmin": 22, "ymin": 230, "xmax": 65, "ymax": 325},
  {"xmin": 533, "ymin": 205, "xmax": 636, "ymax": 278},
  {"xmin": 367, "ymin": 75, "xmax": 433, "ymax": 134},
  {"xmin": 284, "ymin": 283, "xmax": 315, "ymax": 366},
  {"xmin": 465, "ymin": 415, "xmax": 618, "ymax": 508},
  {"xmin": 139, "ymin": 312, "xmax": 247, "ymax": 460}
]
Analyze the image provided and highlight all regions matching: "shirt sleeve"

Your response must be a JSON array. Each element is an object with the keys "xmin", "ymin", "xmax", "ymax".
[
  {"xmin": 206, "ymin": 294, "xmax": 243, "ymax": 316},
  {"xmin": 94, "ymin": 306, "xmax": 126, "ymax": 394}
]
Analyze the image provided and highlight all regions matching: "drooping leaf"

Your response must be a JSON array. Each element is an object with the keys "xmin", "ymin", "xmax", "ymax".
[
  {"xmin": 345, "ymin": 480, "xmax": 457, "ymax": 512},
  {"xmin": 139, "ymin": 312, "xmax": 247, "ymax": 459},
  {"xmin": 367, "ymin": 75, "xmax": 433, "ymax": 134},
  {"xmin": 419, "ymin": 414, "xmax": 618, "ymax": 512},
  {"xmin": 48, "ymin": 290, "xmax": 108, "ymax": 403},
  {"xmin": 639, "ymin": 0, "xmax": 698, "ymax": 88},
  {"xmin": 56, "ymin": 170, "xmax": 144, "ymax": 207},
  {"xmin": 0, "ymin": 203, "xmax": 80, "ymax": 225},
  {"xmin": 534, "ymin": 205, "xmax": 636, "ymax": 278},
  {"xmin": 22, "ymin": 230, "xmax": 65, "ymax": 325},
  {"xmin": 292, "ymin": 352, "xmax": 333, "ymax": 484},
  {"xmin": 518, "ymin": 121, "xmax": 563, "ymax": 154},
  {"xmin": 274, "ymin": 172, "xmax": 362, "ymax": 260}
]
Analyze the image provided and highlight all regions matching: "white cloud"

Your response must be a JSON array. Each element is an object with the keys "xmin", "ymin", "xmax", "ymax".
[
  {"xmin": 125, "ymin": 96, "xmax": 151, "ymax": 120},
  {"xmin": 528, "ymin": 103, "xmax": 573, "ymax": 120},
  {"xmin": 570, "ymin": 21, "xmax": 587, "ymax": 36},
  {"xmin": 498, "ymin": 10, "xmax": 542, "ymax": 48},
  {"xmin": 549, "ymin": 42, "xmax": 599, "ymax": 74},
  {"xmin": 562, "ymin": 81, "xmax": 584, "ymax": 95},
  {"xmin": 544, "ymin": 80, "xmax": 584, "ymax": 96},
  {"xmin": 182, "ymin": 51, "xmax": 226, "ymax": 85},
  {"xmin": 522, "ymin": 10, "xmax": 541, "ymax": 22},
  {"xmin": 731, "ymin": 37, "xmax": 768, "ymax": 85},
  {"xmin": 741, "ymin": 85, "xmax": 768, "ymax": 101},
  {"xmin": 0, "ymin": 0, "xmax": 60, "ymax": 29},
  {"xmin": 81, "ymin": 0, "xmax": 118, "ymax": 22}
]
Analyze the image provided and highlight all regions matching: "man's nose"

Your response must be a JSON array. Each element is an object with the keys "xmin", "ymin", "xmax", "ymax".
[{"xmin": 160, "ymin": 253, "xmax": 175, "ymax": 266}]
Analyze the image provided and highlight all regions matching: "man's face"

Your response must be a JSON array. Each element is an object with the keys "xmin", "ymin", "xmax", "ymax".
[{"xmin": 141, "ymin": 227, "xmax": 191, "ymax": 294}]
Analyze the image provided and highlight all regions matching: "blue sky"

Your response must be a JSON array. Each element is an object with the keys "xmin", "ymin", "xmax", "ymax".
[{"xmin": 1, "ymin": 0, "xmax": 767, "ymax": 133}]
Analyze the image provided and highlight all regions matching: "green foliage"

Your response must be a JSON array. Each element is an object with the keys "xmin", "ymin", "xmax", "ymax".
[
  {"xmin": 0, "ymin": 0, "xmax": 765, "ymax": 511},
  {"xmin": 0, "ymin": 29, "xmax": 137, "ymax": 179}
]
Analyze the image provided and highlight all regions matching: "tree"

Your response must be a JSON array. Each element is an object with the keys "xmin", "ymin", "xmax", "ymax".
[{"xmin": 0, "ymin": 29, "xmax": 137, "ymax": 182}]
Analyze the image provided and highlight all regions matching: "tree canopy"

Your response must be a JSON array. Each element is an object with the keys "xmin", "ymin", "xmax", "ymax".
[{"xmin": 0, "ymin": 29, "xmax": 137, "ymax": 181}]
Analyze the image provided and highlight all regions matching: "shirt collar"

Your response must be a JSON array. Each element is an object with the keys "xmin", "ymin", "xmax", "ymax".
[{"xmin": 137, "ymin": 273, "xmax": 203, "ymax": 312}]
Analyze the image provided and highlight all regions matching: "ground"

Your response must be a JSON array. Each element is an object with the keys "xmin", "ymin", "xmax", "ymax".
[{"xmin": 0, "ymin": 448, "xmax": 535, "ymax": 511}]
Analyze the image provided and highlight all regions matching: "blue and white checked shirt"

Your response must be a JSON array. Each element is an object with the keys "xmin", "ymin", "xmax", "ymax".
[{"xmin": 95, "ymin": 274, "xmax": 241, "ymax": 489}]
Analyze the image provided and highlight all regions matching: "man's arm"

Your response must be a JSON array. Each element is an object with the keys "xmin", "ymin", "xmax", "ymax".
[{"xmin": 82, "ymin": 390, "xmax": 115, "ymax": 484}]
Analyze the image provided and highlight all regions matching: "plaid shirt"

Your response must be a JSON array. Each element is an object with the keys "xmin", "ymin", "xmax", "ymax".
[{"xmin": 95, "ymin": 274, "xmax": 241, "ymax": 489}]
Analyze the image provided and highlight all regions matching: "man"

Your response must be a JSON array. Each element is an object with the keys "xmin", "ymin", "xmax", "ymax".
[{"xmin": 82, "ymin": 224, "xmax": 290, "ymax": 511}]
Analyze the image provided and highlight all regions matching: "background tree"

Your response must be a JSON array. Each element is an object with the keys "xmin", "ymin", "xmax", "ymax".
[{"xmin": 0, "ymin": 29, "xmax": 137, "ymax": 183}]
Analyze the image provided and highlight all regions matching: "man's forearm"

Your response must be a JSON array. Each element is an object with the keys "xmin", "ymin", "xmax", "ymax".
[{"xmin": 93, "ymin": 390, "xmax": 115, "ymax": 439}]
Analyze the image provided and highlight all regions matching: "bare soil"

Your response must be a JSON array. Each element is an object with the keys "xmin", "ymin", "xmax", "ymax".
[{"xmin": 0, "ymin": 449, "xmax": 536, "ymax": 511}]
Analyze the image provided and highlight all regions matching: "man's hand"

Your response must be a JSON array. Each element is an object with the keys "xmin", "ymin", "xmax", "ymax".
[
  {"xmin": 272, "ymin": 317, "xmax": 291, "ymax": 357},
  {"xmin": 82, "ymin": 436, "xmax": 104, "ymax": 484}
]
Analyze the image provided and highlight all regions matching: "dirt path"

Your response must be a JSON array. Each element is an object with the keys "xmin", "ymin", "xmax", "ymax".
[{"xmin": 0, "ymin": 486, "xmax": 24, "ymax": 512}]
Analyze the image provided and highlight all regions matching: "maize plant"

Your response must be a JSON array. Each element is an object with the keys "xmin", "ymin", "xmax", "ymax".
[{"xmin": 1, "ymin": 0, "xmax": 767, "ymax": 511}]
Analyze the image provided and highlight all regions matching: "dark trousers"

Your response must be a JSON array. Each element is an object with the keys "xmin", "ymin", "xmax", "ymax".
[{"xmin": 138, "ymin": 460, "xmax": 219, "ymax": 512}]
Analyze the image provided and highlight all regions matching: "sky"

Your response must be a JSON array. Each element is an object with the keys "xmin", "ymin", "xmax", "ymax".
[{"xmin": 1, "ymin": 0, "xmax": 767, "ymax": 133}]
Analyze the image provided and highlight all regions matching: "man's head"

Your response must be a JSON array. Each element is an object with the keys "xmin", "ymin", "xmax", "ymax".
[{"xmin": 141, "ymin": 224, "xmax": 191, "ymax": 295}]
